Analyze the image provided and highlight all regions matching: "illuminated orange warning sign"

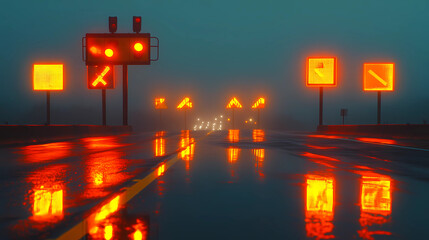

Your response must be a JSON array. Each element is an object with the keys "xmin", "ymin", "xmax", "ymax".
[
  {"xmin": 155, "ymin": 98, "xmax": 167, "ymax": 109},
  {"xmin": 87, "ymin": 65, "xmax": 114, "ymax": 89},
  {"xmin": 363, "ymin": 63, "xmax": 394, "ymax": 91},
  {"xmin": 33, "ymin": 64, "xmax": 64, "ymax": 91},
  {"xmin": 177, "ymin": 97, "xmax": 192, "ymax": 109},
  {"xmin": 251, "ymin": 98, "xmax": 265, "ymax": 109},
  {"xmin": 306, "ymin": 57, "xmax": 337, "ymax": 87},
  {"xmin": 226, "ymin": 97, "xmax": 242, "ymax": 109}
]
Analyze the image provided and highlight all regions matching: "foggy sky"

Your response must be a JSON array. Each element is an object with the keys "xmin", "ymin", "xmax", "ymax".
[{"xmin": 1, "ymin": 0, "xmax": 428, "ymax": 130}]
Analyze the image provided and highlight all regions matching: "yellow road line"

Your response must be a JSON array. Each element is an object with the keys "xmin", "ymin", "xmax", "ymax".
[{"xmin": 54, "ymin": 132, "xmax": 208, "ymax": 240}]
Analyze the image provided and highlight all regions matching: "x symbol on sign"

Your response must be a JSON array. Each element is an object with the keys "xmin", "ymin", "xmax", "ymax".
[{"xmin": 92, "ymin": 66, "xmax": 110, "ymax": 87}]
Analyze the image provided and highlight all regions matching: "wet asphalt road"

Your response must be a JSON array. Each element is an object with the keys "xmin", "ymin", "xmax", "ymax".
[{"xmin": 1, "ymin": 129, "xmax": 429, "ymax": 239}]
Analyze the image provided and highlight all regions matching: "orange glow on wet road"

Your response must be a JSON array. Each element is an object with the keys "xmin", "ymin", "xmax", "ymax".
[
  {"xmin": 154, "ymin": 131, "xmax": 166, "ymax": 157},
  {"xmin": 357, "ymin": 137, "xmax": 397, "ymax": 145},
  {"xmin": 252, "ymin": 129, "xmax": 265, "ymax": 142},
  {"xmin": 157, "ymin": 163, "xmax": 166, "ymax": 177},
  {"xmin": 180, "ymin": 130, "xmax": 195, "ymax": 171},
  {"xmin": 227, "ymin": 147, "xmax": 240, "ymax": 163},
  {"xmin": 228, "ymin": 129, "xmax": 239, "ymax": 143},
  {"xmin": 359, "ymin": 174, "xmax": 392, "ymax": 239},
  {"xmin": 20, "ymin": 142, "xmax": 72, "ymax": 163},
  {"xmin": 305, "ymin": 174, "xmax": 335, "ymax": 239}
]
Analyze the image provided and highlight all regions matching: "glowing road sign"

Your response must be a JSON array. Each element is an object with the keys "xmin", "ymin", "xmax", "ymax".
[
  {"xmin": 33, "ymin": 64, "xmax": 64, "ymax": 90},
  {"xmin": 226, "ymin": 97, "xmax": 242, "ymax": 109},
  {"xmin": 306, "ymin": 57, "xmax": 337, "ymax": 87},
  {"xmin": 364, "ymin": 63, "xmax": 394, "ymax": 91},
  {"xmin": 177, "ymin": 97, "xmax": 193, "ymax": 109},
  {"xmin": 155, "ymin": 98, "xmax": 167, "ymax": 109},
  {"xmin": 87, "ymin": 65, "xmax": 114, "ymax": 89},
  {"xmin": 251, "ymin": 98, "xmax": 265, "ymax": 109}
]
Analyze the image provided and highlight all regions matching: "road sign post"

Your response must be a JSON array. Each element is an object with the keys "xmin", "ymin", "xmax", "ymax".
[
  {"xmin": 33, "ymin": 64, "xmax": 64, "ymax": 125},
  {"xmin": 87, "ymin": 65, "xmax": 114, "ymax": 125},
  {"xmin": 155, "ymin": 98, "xmax": 167, "ymax": 130},
  {"xmin": 177, "ymin": 97, "xmax": 193, "ymax": 130},
  {"xmin": 306, "ymin": 57, "xmax": 337, "ymax": 127},
  {"xmin": 226, "ymin": 97, "xmax": 243, "ymax": 129},
  {"xmin": 251, "ymin": 97, "xmax": 265, "ymax": 129},
  {"xmin": 123, "ymin": 65, "xmax": 128, "ymax": 126},
  {"xmin": 363, "ymin": 63, "xmax": 394, "ymax": 125},
  {"xmin": 102, "ymin": 89, "xmax": 106, "ymax": 126},
  {"xmin": 46, "ymin": 92, "xmax": 51, "ymax": 125}
]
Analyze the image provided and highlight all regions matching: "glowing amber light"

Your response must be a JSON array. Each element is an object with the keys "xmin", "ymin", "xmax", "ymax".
[
  {"xmin": 228, "ymin": 129, "xmax": 240, "ymax": 143},
  {"xmin": 91, "ymin": 66, "xmax": 110, "ymax": 87},
  {"xmin": 357, "ymin": 137, "xmax": 397, "ymax": 145},
  {"xmin": 134, "ymin": 42, "xmax": 144, "ymax": 52},
  {"xmin": 305, "ymin": 175, "xmax": 335, "ymax": 239},
  {"xmin": 154, "ymin": 131, "xmax": 166, "ymax": 157},
  {"xmin": 180, "ymin": 132, "xmax": 195, "ymax": 162},
  {"xmin": 306, "ymin": 57, "xmax": 337, "ymax": 87},
  {"xmin": 361, "ymin": 175, "xmax": 392, "ymax": 213},
  {"xmin": 252, "ymin": 129, "xmax": 265, "ymax": 142},
  {"xmin": 252, "ymin": 149, "xmax": 265, "ymax": 162},
  {"xmin": 33, "ymin": 64, "xmax": 64, "ymax": 90},
  {"xmin": 131, "ymin": 219, "xmax": 148, "ymax": 240},
  {"xmin": 155, "ymin": 98, "xmax": 167, "ymax": 109},
  {"xmin": 177, "ymin": 97, "xmax": 193, "ymax": 109},
  {"xmin": 33, "ymin": 187, "xmax": 63, "ymax": 218},
  {"xmin": 104, "ymin": 223, "xmax": 113, "ymax": 240},
  {"xmin": 251, "ymin": 97, "xmax": 265, "ymax": 109},
  {"xmin": 226, "ymin": 97, "xmax": 243, "ymax": 109},
  {"xmin": 105, "ymin": 48, "xmax": 114, "ymax": 58},
  {"xmin": 89, "ymin": 46, "xmax": 101, "ymax": 55},
  {"xmin": 227, "ymin": 147, "xmax": 240, "ymax": 163},
  {"xmin": 363, "ymin": 63, "xmax": 394, "ymax": 91},
  {"xmin": 95, "ymin": 195, "xmax": 120, "ymax": 221},
  {"xmin": 157, "ymin": 163, "xmax": 166, "ymax": 176}
]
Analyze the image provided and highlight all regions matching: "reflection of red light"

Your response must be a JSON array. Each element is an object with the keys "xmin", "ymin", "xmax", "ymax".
[
  {"xmin": 305, "ymin": 174, "xmax": 335, "ymax": 239},
  {"xmin": 357, "ymin": 138, "xmax": 397, "ymax": 145},
  {"xmin": 358, "ymin": 174, "xmax": 392, "ymax": 239},
  {"xmin": 307, "ymin": 134, "xmax": 343, "ymax": 139},
  {"xmin": 302, "ymin": 152, "xmax": 339, "ymax": 162},
  {"xmin": 20, "ymin": 142, "xmax": 72, "ymax": 163},
  {"xmin": 252, "ymin": 129, "xmax": 265, "ymax": 142},
  {"xmin": 252, "ymin": 149, "xmax": 265, "ymax": 162},
  {"xmin": 228, "ymin": 129, "xmax": 239, "ymax": 143},
  {"xmin": 157, "ymin": 163, "xmax": 166, "ymax": 176},
  {"xmin": 179, "ymin": 131, "xmax": 195, "ymax": 170},
  {"xmin": 154, "ymin": 131, "xmax": 166, "ymax": 157},
  {"xmin": 227, "ymin": 147, "xmax": 240, "ymax": 163},
  {"xmin": 305, "ymin": 144, "xmax": 337, "ymax": 150},
  {"xmin": 28, "ymin": 165, "xmax": 67, "ymax": 222},
  {"xmin": 131, "ymin": 219, "xmax": 148, "ymax": 240}
]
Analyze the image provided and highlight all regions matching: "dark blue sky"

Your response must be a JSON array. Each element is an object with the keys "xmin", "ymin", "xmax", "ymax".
[{"xmin": 1, "ymin": 0, "xmax": 428, "ymax": 129}]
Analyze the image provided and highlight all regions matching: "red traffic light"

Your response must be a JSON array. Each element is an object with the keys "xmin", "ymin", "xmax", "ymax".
[
  {"xmin": 104, "ymin": 48, "xmax": 114, "ymax": 57},
  {"xmin": 133, "ymin": 16, "xmax": 141, "ymax": 33},
  {"xmin": 134, "ymin": 43, "xmax": 143, "ymax": 52},
  {"xmin": 109, "ymin": 16, "xmax": 117, "ymax": 33}
]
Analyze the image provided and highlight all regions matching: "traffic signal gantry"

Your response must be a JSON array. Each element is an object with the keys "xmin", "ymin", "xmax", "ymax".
[{"xmin": 84, "ymin": 16, "xmax": 159, "ymax": 126}]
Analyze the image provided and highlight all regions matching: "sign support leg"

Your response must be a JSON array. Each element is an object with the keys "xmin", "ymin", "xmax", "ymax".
[
  {"xmin": 257, "ymin": 109, "xmax": 260, "ymax": 129},
  {"xmin": 377, "ymin": 91, "xmax": 381, "ymax": 125},
  {"xmin": 46, "ymin": 91, "xmax": 51, "ymax": 125},
  {"xmin": 123, "ymin": 65, "xmax": 128, "ymax": 126},
  {"xmin": 232, "ymin": 109, "xmax": 235, "ymax": 129},
  {"xmin": 319, "ymin": 87, "xmax": 324, "ymax": 126},
  {"xmin": 102, "ymin": 89, "xmax": 106, "ymax": 126}
]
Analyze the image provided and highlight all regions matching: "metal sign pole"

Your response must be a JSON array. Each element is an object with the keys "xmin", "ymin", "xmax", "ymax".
[
  {"xmin": 258, "ymin": 109, "xmax": 260, "ymax": 129},
  {"xmin": 319, "ymin": 87, "xmax": 324, "ymax": 126},
  {"xmin": 46, "ymin": 91, "xmax": 51, "ymax": 125},
  {"xmin": 123, "ymin": 65, "xmax": 128, "ymax": 126},
  {"xmin": 377, "ymin": 91, "xmax": 381, "ymax": 124},
  {"xmin": 102, "ymin": 89, "xmax": 106, "ymax": 126}
]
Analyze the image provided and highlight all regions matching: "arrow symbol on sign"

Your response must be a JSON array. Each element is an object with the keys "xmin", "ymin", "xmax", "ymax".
[
  {"xmin": 368, "ymin": 69, "xmax": 388, "ymax": 86},
  {"xmin": 92, "ymin": 66, "xmax": 110, "ymax": 87},
  {"xmin": 314, "ymin": 68, "xmax": 324, "ymax": 78}
]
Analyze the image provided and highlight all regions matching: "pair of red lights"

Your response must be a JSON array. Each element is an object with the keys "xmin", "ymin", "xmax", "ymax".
[{"xmin": 102, "ymin": 43, "xmax": 144, "ymax": 58}]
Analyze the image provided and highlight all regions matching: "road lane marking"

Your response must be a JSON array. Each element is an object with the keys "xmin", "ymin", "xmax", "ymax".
[
  {"xmin": 368, "ymin": 69, "xmax": 388, "ymax": 86},
  {"xmin": 54, "ymin": 133, "xmax": 209, "ymax": 240}
]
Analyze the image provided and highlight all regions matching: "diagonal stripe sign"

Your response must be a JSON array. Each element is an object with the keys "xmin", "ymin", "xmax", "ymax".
[
  {"xmin": 92, "ymin": 66, "xmax": 110, "ymax": 87},
  {"xmin": 368, "ymin": 69, "xmax": 387, "ymax": 86},
  {"xmin": 363, "ymin": 63, "xmax": 394, "ymax": 91}
]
